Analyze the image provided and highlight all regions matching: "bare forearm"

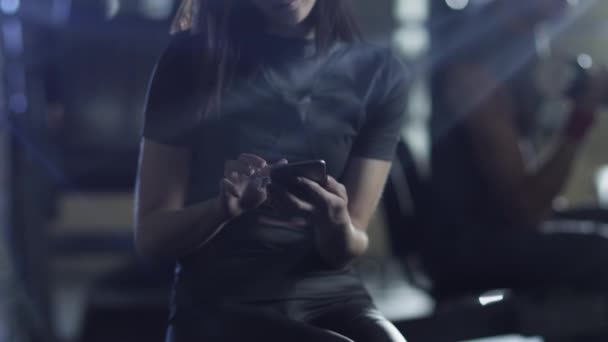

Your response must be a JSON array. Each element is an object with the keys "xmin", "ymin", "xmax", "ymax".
[
  {"xmin": 135, "ymin": 197, "xmax": 229, "ymax": 258},
  {"xmin": 518, "ymin": 137, "xmax": 580, "ymax": 226},
  {"xmin": 316, "ymin": 223, "xmax": 369, "ymax": 269}
]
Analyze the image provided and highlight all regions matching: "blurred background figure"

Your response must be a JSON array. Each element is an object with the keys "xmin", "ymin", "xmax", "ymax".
[{"xmin": 407, "ymin": 0, "xmax": 608, "ymax": 338}]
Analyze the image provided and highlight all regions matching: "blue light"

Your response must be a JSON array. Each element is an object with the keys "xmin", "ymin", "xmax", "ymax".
[
  {"xmin": 577, "ymin": 53, "xmax": 593, "ymax": 69},
  {"xmin": 8, "ymin": 93, "xmax": 27, "ymax": 114},
  {"xmin": 51, "ymin": 0, "xmax": 72, "ymax": 25},
  {"xmin": 0, "ymin": 0, "xmax": 20, "ymax": 15},
  {"xmin": 1, "ymin": 18, "xmax": 23, "ymax": 57},
  {"xmin": 445, "ymin": 0, "xmax": 469, "ymax": 10}
]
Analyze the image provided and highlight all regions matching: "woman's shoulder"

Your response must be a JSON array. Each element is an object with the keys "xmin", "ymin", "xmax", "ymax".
[
  {"xmin": 338, "ymin": 40, "xmax": 410, "ymax": 79},
  {"xmin": 152, "ymin": 30, "xmax": 204, "ymax": 87}
]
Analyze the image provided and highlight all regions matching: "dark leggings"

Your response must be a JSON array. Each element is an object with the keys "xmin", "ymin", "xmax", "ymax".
[{"xmin": 165, "ymin": 297, "xmax": 406, "ymax": 342}]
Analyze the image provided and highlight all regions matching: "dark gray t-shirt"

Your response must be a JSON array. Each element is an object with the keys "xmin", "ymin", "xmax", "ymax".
[{"xmin": 142, "ymin": 31, "xmax": 409, "ymax": 316}]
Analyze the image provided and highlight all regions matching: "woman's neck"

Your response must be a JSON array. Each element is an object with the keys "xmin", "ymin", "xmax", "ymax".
[{"xmin": 265, "ymin": 21, "xmax": 315, "ymax": 40}]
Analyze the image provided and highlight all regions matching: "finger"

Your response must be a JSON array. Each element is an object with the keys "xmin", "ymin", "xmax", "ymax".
[
  {"xmin": 221, "ymin": 178, "xmax": 240, "ymax": 198},
  {"xmin": 297, "ymin": 177, "xmax": 338, "ymax": 208},
  {"xmin": 246, "ymin": 178, "xmax": 268, "ymax": 194},
  {"xmin": 241, "ymin": 182, "xmax": 268, "ymax": 209},
  {"xmin": 250, "ymin": 175, "xmax": 270, "ymax": 190},
  {"xmin": 238, "ymin": 154, "xmax": 268, "ymax": 169},
  {"xmin": 325, "ymin": 176, "xmax": 348, "ymax": 200},
  {"xmin": 257, "ymin": 176, "xmax": 272, "ymax": 188},
  {"xmin": 228, "ymin": 171, "xmax": 240, "ymax": 183},
  {"xmin": 284, "ymin": 192, "xmax": 316, "ymax": 214},
  {"xmin": 225, "ymin": 160, "xmax": 253, "ymax": 177},
  {"xmin": 269, "ymin": 183, "xmax": 316, "ymax": 215},
  {"xmin": 298, "ymin": 178, "xmax": 350, "ymax": 223}
]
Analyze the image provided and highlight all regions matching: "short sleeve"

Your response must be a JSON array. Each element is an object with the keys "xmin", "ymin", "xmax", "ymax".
[
  {"xmin": 142, "ymin": 32, "xmax": 200, "ymax": 146},
  {"xmin": 351, "ymin": 50, "xmax": 410, "ymax": 160}
]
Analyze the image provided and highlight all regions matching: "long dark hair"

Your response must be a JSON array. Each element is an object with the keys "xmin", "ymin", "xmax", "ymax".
[{"xmin": 171, "ymin": 0, "xmax": 361, "ymax": 118}]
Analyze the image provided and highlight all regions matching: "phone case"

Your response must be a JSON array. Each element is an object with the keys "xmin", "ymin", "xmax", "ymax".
[{"xmin": 270, "ymin": 160, "xmax": 327, "ymax": 186}]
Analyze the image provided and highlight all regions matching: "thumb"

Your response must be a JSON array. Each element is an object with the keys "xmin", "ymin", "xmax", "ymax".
[{"xmin": 241, "ymin": 181, "xmax": 268, "ymax": 209}]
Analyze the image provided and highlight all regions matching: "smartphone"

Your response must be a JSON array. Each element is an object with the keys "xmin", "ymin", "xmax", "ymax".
[{"xmin": 270, "ymin": 160, "xmax": 328, "ymax": 187}]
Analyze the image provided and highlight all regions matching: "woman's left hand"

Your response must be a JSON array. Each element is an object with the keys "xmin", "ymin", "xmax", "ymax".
[
  {"xmin": 269, "ymin": 176, "xmax": 354, "ymax": 250},
  {"xmin": 269, "ymin": 175, "xmax": 371, "ymax": 268},
  {"xmin": 298, "ymin": 176, "xmax": 352, "ymax": 228}
]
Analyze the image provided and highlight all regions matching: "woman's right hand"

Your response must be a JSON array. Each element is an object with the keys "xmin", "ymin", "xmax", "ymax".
[{"xmin": 219, "ymin": 154, "xmax": 272, "ymax": 218}]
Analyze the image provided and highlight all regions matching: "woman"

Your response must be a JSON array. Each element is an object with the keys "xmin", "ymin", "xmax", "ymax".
[{"xmin": 134, "ymin": 0, "xmax": 409, "ymax": 341}]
